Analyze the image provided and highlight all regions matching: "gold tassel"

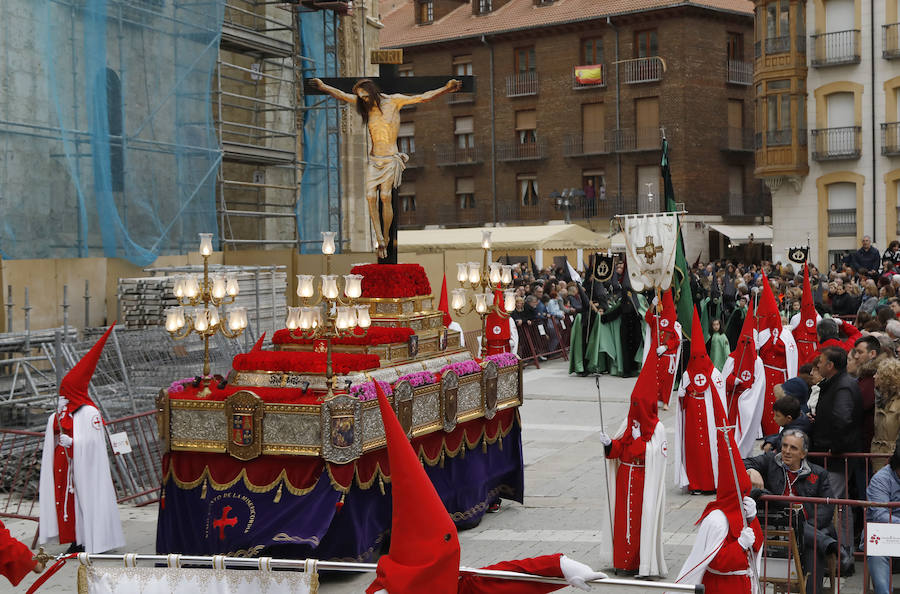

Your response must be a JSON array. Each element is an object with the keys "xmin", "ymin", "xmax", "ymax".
[
  {"xmin": 379, "ymin": 476, "xmax": 385, "ymax": 495},
  {"xmin": 201, "ymin": 478, "xmax": 208, "ymax": 500},
  {"xmin": 439, "ymin": 450, "xmax": 445, "ymax": 468},
  {"xmin": 482, "ymin": 438, "xmax": 488, "ymax": 454},
  {"xmin": 499, "ymin": 435, "xmax": 503, "ymax": 451},
  {"xmin": 460, "ymin": 446, "xmax": 466, "ymax": 459},
  {"xmin": 274, "ymin": 481, "xmax": 283, "ymax": 504}
]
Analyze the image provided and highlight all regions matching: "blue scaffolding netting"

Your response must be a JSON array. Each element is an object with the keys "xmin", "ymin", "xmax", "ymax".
[{"xmin": 0, "ymin": 0, "xmax": 225, "ymax": 265}]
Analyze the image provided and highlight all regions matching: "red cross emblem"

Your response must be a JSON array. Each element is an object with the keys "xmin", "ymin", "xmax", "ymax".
[{"xmin": 213, "ymin": 505, "xmax": 238, "ymax": 541}]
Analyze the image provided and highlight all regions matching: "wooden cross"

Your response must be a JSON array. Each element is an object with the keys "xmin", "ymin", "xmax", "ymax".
[{"xmin": 305, "ymin": 50, "xmax": 475, "ymax": 264}]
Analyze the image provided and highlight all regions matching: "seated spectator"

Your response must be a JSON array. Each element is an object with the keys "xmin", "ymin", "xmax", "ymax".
[
  {"xmin": 762, "ymin": 394, "xmax": 812, "ymax": 453},
  {"xmin": 867, "ymin": 445, "xmax": 900, "ymax": 594},
  {"xmin": 745, "ymin": 429, "xmax": 837, "ymax": 594}
]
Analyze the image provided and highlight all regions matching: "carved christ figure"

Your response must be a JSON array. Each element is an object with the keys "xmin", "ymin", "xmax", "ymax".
[{"xmin": 312, "ymin": 77, "xmax": 462, "ymax": 258}]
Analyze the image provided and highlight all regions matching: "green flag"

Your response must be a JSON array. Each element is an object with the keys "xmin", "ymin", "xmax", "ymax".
[{"xmin": 662, "ymin": 139, "xmax": 694, "ymax": 338}]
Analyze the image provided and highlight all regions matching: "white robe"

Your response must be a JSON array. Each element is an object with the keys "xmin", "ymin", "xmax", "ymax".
[
  {"xmin": 39, "ymin": 405, "xmax": 125, "ymax": 553},
  {"xmin": 720, "ymin": 356, "xmax": 766, "ymax": 457},
  {"xmin": 673, "ymin": 509, "xmax": 761, "ymax": 591},
  {"xmin": 675, "ymin": 369, "xmax": 726, "ymax": 489},
  {"xmin": 756, "ymin": 325, "xmax": 799, "ymax": 380},
  {"xmin": 605, "ymin": 419, "xmax": 668, "ymax": 577},
  {"xmin": 641, "ymin": 320, "xmax": 683, "ymax": 397}
]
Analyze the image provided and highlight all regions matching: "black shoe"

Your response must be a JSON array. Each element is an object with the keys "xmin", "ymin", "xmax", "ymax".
[
  {"xmin": 65, "ymin": 543, "xmax": 85, "ymax": 554},
  {"xmin": 839, "ymin": 551, "xmax": 855, "ymax": 576}
]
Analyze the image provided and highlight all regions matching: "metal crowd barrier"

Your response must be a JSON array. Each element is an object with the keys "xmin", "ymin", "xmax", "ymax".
[
  {"xmin": 0, "ymin": 427, "xmax": 44, "ymax": 522},
  {"xmin": 516, "ymin": 316, "xmax": 569, "ymax": 369},
  {"xmin": 65, "ymin": 553, "xmax": 705, "ymax": 591},
  {"xmin": 757, "ymin": 491, "xmax": 900, "ymax": 593}
]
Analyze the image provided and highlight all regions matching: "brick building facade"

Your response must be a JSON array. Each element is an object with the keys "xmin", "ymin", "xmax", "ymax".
[{"xmin": 380, "ymin": 0, "xmax": 770, "ymax": 261}]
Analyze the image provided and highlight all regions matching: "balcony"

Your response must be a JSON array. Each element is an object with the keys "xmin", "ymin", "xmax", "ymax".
[
  {"xmin": 608, "ymin": 127, "xmax": 663, "ymax": 152},
  {"xmin": 448, "ymin": 92, "xmax": 475, "ymax": 105},
  {"xmin": 563, "ymin": 134, "xmax": 610, "ymax": 157},
  {"xmin": 885, "ymin": 23, "xmax": 900, "ymax": 59},
  {"xmin": 496, "ymin": 139, "xmax": 548, "ymax": 161},
  {"xmin": 765, "ymin": 36, "xmax": 791, "ymax": 54},
  {"xmin": 810, "ymin": 30, "xmax": 861, "ymax": 67},
  {"xmin": 622, "ymin": 57, "xmax": 664, "ymax": 84},
  {"xmin": 882, "ymin": 122, "xmax": 900, "ymax": 155},
  {"xmin": 572, "ymin": 64, "xmax": 606, "ymax": 90},
  {"xmin": 811, "ymin": 126, "xmax": 861, "ymax": 161},
  {"xmin": 765, "ymin": 128, "xmax": 794, "ymax": 147},
  {"xmin": 828, "ymin": 208, "xmax": 856, "ymax": 237},
  {"xmin": 727, "ymin": 192, "xmax": 744, "ymax": 216},
  {"xmin": 722, "ymin": 127, "xmax": 755, "ymax": 152},
  {"xmin": 505, "ymin": 71, "xmax": 539, "ymax": 97},
  {"xmin": 726, "ymin": 60, "xmax": 753, "ymax": 85},
  {"xmin": 434, "ymin": 145, "xmax": 483, "ymax": 166}
]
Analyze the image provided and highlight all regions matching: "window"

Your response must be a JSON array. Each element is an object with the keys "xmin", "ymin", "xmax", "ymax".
[
  {"xmin": 727, "ymin": 32, "xmax": 744, "ymax": 60},
  {"xmin": 518, "ymin": 174, "xmax": 539, "ymax": 206},
  {"xmin": 454, "ymin": 116, "xmax": 474, "ymax": 149},
  {"xmin": 581, "ymin": 103, "xmax": 605, "ymax": 153},
  {"xmin": 766, "ymin": 0, "xmax": 790, "ymax": 39},
  {"xmin": 582, "ymin": 37, "xmax": 603, "ymax": 64},
  {"xmin": 582, "ymin": 169, "xmax": 605, "ymax": 217},
  {"xmin": 453, "ymin": 55, "xmax": 473, "ymax": 76},
  {"xmin": 456, "ymin": 177, "xmax": 475, "ymax": 209},
  {"xmin": 515, "ymin": 110, "xmax": 536, "ymax": 144},
  {"xmin": 515, "ymin": 46, "xmax": 536, "ymax": 73},
  {"xmin": 635, "ymin": 96, "xmax": 659, "ymax": 148},
  {"xmin": 417, "ymin": 0, "xmax": 433, "ymax": 24},
  {"xmin": 399, "ymin": 182, "xmax": 416, "ymax": 212},
  {"xmin": 104, "ymin": 68, "xmax": 124, "ymax": 192},
  {"xmin": 635, "ymin": 30, "xmax": 658, "ymax": 58},
  {"xmin": 766, "ymin": 79, "xmax": 791, "ymax": 143},
  {"xmin": 477, "ymin": 0, "xmax": 492, "ymax": 14},
  {"xmin": 398, "ymin": 122, "xmax": 415, "ymax": 154},
  {"xmin": 637, "ymin": 165, "xmax": 661, "ymax": 213},
  {"xmin": 398, "ymin": 64, "xmax": 414, "ymax": 77}
]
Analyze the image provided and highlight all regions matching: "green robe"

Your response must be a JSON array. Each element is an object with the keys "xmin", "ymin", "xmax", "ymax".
[
  {"xmin": 708, "ymin": 332, "xmax": 730, "ymax": 371},
  {"xmin": 569, "ymin": 311, "xmax": 625, "ymax": 375}
]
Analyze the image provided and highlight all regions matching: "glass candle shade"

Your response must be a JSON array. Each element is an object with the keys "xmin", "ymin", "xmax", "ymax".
[
  {"xmin": 504, "ymin": 290, "xmax": 516, "ymax": 312},
  {"xmin": 356, "ymin": 305, "xmax": 371, "ymax": 328},
  {"xmin": 321, "ymin": 275, "xmax": 339, "ymax": 300},
  {"xmin": 165, "ymin": 307, "xmax": 181, "ymax": 332},
  {"xmin": 211, "ymin": 275, "xmax": 227, "ymax": 300},
  {"xmin": 467, "ymin": 262, "xmax": 481, "ymax": 285},
  {"xmin": 501, "ymin": 265, "xmax": 512, "ymax": 285},
  {"xmin": 456, "ymin": 262, "xmax": 468, "ymax": 283},
  {"xmin": 194, "ymin": 308, "xmax": 209, "ymax": 332},
  {"xmin": 451, "ymin": 288, "xmax": 466, "ymax": 311},
  {"xmin": 344, "ymin": 274, "xmax": 363, "ymax": 299},
  {"xmin": 296, "ymin": 275, "xmax": 315, "ymax": 299},
  {"xmin": 199, "ymin": 233, "xmax": 213, "ymax": 257},
  {"xmin": 489, "ymin": 262, "xmax": 501, "ymax": 285},
  {"xmin": 286, "ymin": 307, "xmax": 301, "ymax": 330},
  {"xmin": 207, "ymin": 308, "xmax": 220, "ymax": 328},
  {"xmin": 481, "ymin": 230, "xmax": 492, "ymax": 250},
  {"xmin": 226, "ymin": 274, "xmax": 239, "ymax": 297},
  {"xmin": 321, "ymin": 231, "xmax": 336, "ymax": 255}
]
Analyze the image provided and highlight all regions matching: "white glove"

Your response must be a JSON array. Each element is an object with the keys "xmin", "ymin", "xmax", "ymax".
[
  {"xmin": 598, "ymin": 432, "xmax": 612, "ymax": 447},
  {"xmin": 631, "ymin": 420, "xmax": 641, "ymax": 441},
  {"xmin": 656, "ymin": 345, "xmax": 667, "ymax": 356},
  {"xmin": 56, "ymin": 397, "xmax": 69, "ymax": 414},
  {"xmin": 651, "ymin": 296, "xmax": 659, "ymax": 307},
  {"xmin": 743, "ymin": 496, "xmax": 757, "ymax": 520},
  {"xmin": 834, "ymin": 317, "xmax": 844, "ymax": 326},
  {"xmin": 560, "ymin": 555, "xmax": 608, "ymax": 591},
  {"xmin": 737, "ymin": 527, "xmax": 755, "ymax": 550},
  {"xmin": 58, "ymin": 433, "xmax": 73, "ymax": 448}
]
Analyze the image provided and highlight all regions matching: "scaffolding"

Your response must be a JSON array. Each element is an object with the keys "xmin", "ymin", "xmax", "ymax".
[{"xmin": 216, "ymin": 0, "xmax": 345, "ymax": 253}]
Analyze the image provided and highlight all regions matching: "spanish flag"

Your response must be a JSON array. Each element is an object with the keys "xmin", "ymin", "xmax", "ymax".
[{"xmin": 574, "ymin": 64, "xmax": 604, "ymax": 85}]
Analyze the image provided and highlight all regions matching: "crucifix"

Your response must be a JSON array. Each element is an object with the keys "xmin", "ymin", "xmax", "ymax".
[{"xmin": 305, "ymin": 49, "xmax": 475, "ymax": 263}]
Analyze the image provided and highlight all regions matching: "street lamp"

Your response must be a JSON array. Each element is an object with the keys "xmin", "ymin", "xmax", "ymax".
[{"xmin": 166, "ymin": 233, "xmax": 248, "ymax": 383}]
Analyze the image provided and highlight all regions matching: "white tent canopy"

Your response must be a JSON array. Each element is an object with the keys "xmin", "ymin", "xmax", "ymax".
[
  {"xmin": 397, "ymin": 224, "xmax": 611, "ymax": 253},
  {"xmin": 708, "ymin": 224, "xmax": 773, "ymax": 245}
]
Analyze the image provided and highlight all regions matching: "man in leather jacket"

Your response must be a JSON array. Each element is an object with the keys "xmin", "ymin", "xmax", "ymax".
[{"xmin": 744, "ymin": 429, "xmax": 837, "ymax": 594}]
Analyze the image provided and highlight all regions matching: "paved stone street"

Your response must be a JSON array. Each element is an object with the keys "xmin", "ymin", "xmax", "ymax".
[{"xmin": 3, "ymin": 359, "xmax": 858, "ymax": 592}]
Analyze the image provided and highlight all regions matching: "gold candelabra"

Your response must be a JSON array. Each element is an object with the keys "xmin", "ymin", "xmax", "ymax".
[
  {"xmin": 450, "ymin": 231, "xmax": 516, "ymax": 356},
  {"xmin": 165, "ymin": 233, "xmax": 249, "ymax": 382},
  {"xmin": 284, "ymin": 231, "xmax": 371, "ymax": 388}
]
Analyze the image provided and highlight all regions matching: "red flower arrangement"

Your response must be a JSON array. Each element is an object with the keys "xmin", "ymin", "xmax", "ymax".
[
  {"xmin": 232, "ymin": 351, "xmax": 380, "ymax": 374},
  {"xmin": 272, "ymin": 326, "xmax": 415, "ymax": 346},
  {"xmin": 350, "ymin": 263, "xmax": 431, "ymax": 298}
]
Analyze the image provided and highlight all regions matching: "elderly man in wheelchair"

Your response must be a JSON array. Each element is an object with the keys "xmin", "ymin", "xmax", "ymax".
[{"xmin": 744, "ymin": 428, "xmax": 839, "ymax": 594}]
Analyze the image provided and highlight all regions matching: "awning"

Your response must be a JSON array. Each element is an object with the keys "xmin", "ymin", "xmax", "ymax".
[
  {"xmin": 397, "ymin": 224, "xmax": 610, "ymax": 253},
  {"xmin": 708, "ymin": 224, "xmax": 773, "ymax": 245}
]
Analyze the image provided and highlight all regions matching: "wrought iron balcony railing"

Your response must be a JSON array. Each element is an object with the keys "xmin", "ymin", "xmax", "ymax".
[
  {"xmin": 766, "ymin": 128, "xmax": 793, "ymax": 147},
  {"xmin": 505, "ymin": 71, "xmax": 539, "ymax": 97},
  {"xmin": 434, "ymin": 145, "xmax": 483, "ymax": 166},
  {"xmin": 448, "ymin": 92, "xmax": 475, "ymax": 104},
  {"xmin": 883, "ymin": 122, "xmax": 900, "ymax": 155},
  {"xmin": 495, "ymin": 139, "xmax": 548, "ymax": 161},
  {"xmin": 828, "ymin": 208, "xmax": 856, "ymax": 237},
  {"xmin": 810, "ymin": 30, "xmax": 861, "ymax": 67},
  {"xmin": 885, "ymin": 23, "xmax": 900, "ymax": 59},
  {"xmin": 765, "ymin": 36, "xmax": 791, "ymax": 54},
  {"xmin": 608, "ymin": 127, "xmax": 663, "ymax": 152},
  {"xmin": 563, "ymin": 134, "xmax": 610, "ymax": 157},
  {"xmin": 726, "ymin": 60, "xmax": 753, "ymax": 85},
  {"xmin": 622, "ymin": 57, "xmax": 664, "ymax": 84},
  {"xmin": 811, "ymin": 126, "xmax": 861, "ymax": 160},
  {"xmin": 728, "ymin": 192, "xmax": 744, "ymax": 216}
]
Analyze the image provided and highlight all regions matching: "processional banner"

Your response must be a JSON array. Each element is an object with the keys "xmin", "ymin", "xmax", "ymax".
[
  {"xmin": 78, "ymin": 563, "xmax": 318, "ymax": 594},
  {"xmin": 620, "ymin": 212, "xmax": 679, "ymax": 291}
]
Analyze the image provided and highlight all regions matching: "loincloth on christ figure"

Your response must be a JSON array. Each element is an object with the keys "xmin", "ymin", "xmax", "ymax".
[{"xmin": 366, "ymin": 152, "xmax": 409, "ymax": 194}]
